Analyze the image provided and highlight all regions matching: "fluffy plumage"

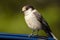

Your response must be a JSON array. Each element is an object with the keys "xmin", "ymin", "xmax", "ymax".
[{"xmin": 22, "ymin": 5, "xmax": 57, "ymax": 40}]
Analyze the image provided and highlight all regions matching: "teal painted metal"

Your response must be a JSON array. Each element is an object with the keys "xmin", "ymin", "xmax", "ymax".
[{"xmin": 0, "ymin": 33, "xmax": 55, "ymax": 40}]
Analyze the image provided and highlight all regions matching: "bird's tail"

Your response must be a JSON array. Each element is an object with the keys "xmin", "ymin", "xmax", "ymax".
[{"xmin": 50, "ymin": 32, "xmax": 58, "ymax": 40}]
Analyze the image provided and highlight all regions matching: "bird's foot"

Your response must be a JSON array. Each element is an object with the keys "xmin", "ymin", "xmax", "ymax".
[
  {"xmin": 28, "ymin": 34, "xmax": 39, "ymax": 38},
  {"xmin": 28, "ymin": 34, "xmax": 33, "ymax": 37}
]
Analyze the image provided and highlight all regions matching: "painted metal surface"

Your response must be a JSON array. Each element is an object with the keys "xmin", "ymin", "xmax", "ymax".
[{"xmin": 0, "ymin": 33, "xmax": 55, "ymax": 40}]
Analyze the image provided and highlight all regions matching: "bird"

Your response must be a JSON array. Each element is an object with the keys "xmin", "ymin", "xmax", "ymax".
[{"xmin": 22, "ymin": 5, "xmax": 57, "ymax": 40}]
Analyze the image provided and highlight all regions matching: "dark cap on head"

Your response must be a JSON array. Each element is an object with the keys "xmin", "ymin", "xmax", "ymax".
[
  {"xmin": 25, "ymin": 5, "xmax": 34, "ymax": 10},
  {"xmin": 22, "ymin": 5, "xmax": 34, "ymax": 12}
]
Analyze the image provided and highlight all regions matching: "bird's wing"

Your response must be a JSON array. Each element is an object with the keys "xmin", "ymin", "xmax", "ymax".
[{"xmin": 33, "ymin": 11, "xmax": 52, "ymax": 32}]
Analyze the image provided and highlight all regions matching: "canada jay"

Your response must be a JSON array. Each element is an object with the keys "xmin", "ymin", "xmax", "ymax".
[{"xmin": 22, "ymin": 5, "xmax": 57, "ymax": 40}]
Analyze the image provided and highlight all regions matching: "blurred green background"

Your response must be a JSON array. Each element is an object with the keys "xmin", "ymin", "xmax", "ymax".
[{"xmin": 0, "ymin": 0, "xmax": 60, "ymax": 40}]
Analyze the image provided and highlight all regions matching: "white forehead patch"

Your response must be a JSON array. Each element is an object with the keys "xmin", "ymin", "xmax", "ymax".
[{"xmin": 22, "ymin": 6, "xmax": 26, "ymax": 11}]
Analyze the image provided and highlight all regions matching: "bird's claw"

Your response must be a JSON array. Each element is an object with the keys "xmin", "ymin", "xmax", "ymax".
[
  {"xmin": 28, "ymin": 34, "xmax": 33, "ymax": 37},
  {"xmin": 28, "ymin": 34, "xmax": 39, "ymax": 38}
]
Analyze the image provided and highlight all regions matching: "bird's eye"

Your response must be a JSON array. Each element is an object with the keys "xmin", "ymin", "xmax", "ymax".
[
  {"xmin": 26, "ymin": 7, "xmax": 29, "ymax": 10},
  {"xmin": 23, "ymin": 8, "xmax": 29, "ymax": 12}
]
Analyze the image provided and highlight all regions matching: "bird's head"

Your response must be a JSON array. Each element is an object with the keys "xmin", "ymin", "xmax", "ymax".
[{"xmin": 22, "ymin": 5, "xmax": 34, "ymax": 13}]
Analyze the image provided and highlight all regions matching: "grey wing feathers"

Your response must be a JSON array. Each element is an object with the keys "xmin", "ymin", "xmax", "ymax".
[{"xmin": 33, "ymin": 11, "xmax": 52, "ymax": 32}]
